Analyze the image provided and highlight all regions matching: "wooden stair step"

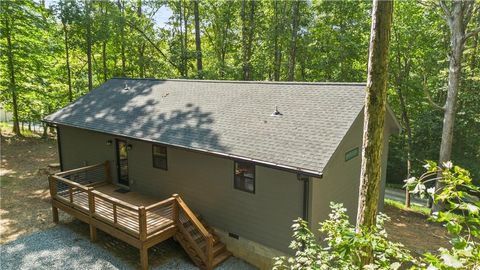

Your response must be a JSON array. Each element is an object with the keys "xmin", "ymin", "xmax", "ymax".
[{"xmin": 212, "ymin": 250, "xmax": 232, "ymax": 268}]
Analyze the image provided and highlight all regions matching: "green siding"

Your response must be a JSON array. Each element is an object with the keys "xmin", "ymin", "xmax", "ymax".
[{"xmin": 58, "ymin": 125, "xmax": 303, "ymax": 254}]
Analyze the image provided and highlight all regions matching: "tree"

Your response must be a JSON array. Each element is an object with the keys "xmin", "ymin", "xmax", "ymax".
[
  {"xmin": 356, "ymin": 0, "xmax": 393, "ymax": 265},
  {"xmin": 241, "ymin": 0, "xmax": 255, "ymax": 80},
  {"xmin": 193, "ymin": 0, "xmax": 203, "ymax": 78},
  {"xmin": 2, "ymin": 2, "xmax": 21, "ymax": 135},
  {"xmin": 429, "ymin": 0, "xmax": 480, "ymax": 212},
  {"xmin": 287, "ymin": 0, "xmax": 300, "ymax": 81},
  {"xmin": 85, "ymin": 0, "xmax": 93, "ymax": 91}
]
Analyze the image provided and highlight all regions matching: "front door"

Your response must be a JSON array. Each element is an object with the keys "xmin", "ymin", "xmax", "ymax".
[{"xmin": 115, "ymin": 139, "xmax": 129, "ymax": 186}]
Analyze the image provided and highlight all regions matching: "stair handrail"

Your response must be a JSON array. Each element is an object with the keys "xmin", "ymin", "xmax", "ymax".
[{"xmin": 173, "ymin": 194, "xmax": 214, "ymax": 268}]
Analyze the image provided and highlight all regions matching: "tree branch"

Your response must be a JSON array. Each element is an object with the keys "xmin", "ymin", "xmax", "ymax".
[
  {"xmin": 464, "ymin": 27, "xmax": 480, "ymax": 43},
  {"xmin": 439, "ymin": 0, "xmax": 451, "ymax": 19},
  {"xmin": 439, "ymin": 0, "xmax": 452, "ymax": 26},
  {"xmin": 423, "ymin": 76, "xmax": 446, "ymax": 111},
  {"xmin": 462, "ymin": 1, "xmax": 474, "ymax": 27},
  {"xmin": 127, "ymin": 21, "xmax": 182, "ymax": 73}
]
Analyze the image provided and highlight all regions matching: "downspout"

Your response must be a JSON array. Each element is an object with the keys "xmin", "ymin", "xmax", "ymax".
[
  {"xmin": 297, "ymin": 173, "xmax": 313, "ymax": 222},
  {"xmin": 56, "ymin": 125, "xmax": 64, "ymax": 171},
  {"xmin": 303, "ymin": 178, "xmax": 309, "ymax": 221}
]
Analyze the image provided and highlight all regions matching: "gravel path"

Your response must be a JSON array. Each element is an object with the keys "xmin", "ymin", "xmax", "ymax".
[{"xmin": 0, "ymin": 221, "xmax": 257, "ymax": 270}]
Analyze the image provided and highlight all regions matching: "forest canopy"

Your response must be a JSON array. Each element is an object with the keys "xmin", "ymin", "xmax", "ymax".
[{"xmin": 0, "ymin": 0, "xmax": 479, "ymax": 183}]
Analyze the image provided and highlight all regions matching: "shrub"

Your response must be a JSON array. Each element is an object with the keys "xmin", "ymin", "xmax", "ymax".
[
  {"xmin": 273, "ymin": 203, "xmax": 413, "ymax": 270},
  {"xmin": 275, "ymin": 162, "xmax": 480, "ymax": 270}
]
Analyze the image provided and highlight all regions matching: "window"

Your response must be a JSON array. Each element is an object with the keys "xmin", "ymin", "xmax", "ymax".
[
  {"xmin": 234, "ymin": 161, "xmax": 255, "ymax": 193},
  {"xmin": 152, "ymin": 145, "xmax": 168, "ymax": 170},
  {"xmin": 345, "ymin": 147, "xmax": 359, "ymax": 161}
]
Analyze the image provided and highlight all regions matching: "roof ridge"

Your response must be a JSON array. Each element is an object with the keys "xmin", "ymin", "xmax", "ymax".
[{"xmin": 111, "ymin": 77, "xmax": 366, "ymax": 86}]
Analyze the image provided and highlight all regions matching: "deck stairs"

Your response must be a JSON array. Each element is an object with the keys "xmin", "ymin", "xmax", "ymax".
[{"xmin": 174, "ymin": 200, "xmax": 232, "ymax": 269}]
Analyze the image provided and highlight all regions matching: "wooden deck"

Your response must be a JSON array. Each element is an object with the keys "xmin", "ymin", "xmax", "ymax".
[
  {"xmin": 57, "ymin": 184, "xmax": 174, "ymax": 236},
  {"xmin": 48, "ymin": 161, "xmax": 231, "ymax": 270}
]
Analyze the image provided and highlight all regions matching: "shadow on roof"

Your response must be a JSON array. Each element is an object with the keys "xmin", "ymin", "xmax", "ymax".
[{"xmin": 49, "ymin": 79, "xmax": 228, "ymax": 152}]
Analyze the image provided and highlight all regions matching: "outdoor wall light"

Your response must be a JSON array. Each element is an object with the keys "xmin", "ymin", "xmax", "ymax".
[
  {"xmin": 127, "ymin": 144, "xmax": 133, "ymax": 150},
  {"xmin": 106, "ymin": 140, "xmax": 112, "ymax": 146}
]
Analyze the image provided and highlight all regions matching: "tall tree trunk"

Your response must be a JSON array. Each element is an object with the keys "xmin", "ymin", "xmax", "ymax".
[
  {"xmin": 101, "ymin": 1, "xmax": 108, "ymax": 82},
  {"xmin": 86, "ymin": 0, "xmax": 93, "ymax": 91},
  {"xmin": 241, "ymin": 0, "xmax": 255, "ymax": 81},
  {"xmin": 193, "ymin": 0, "xmax": 203, "ymax": 78},
  {"xmin": 62, "ymin": 22, "xmax": 73, "ymax": 102},
  {"xmin": 393, "ymin": 28, "xmax": 413, "ymax": 207},
  {"xmin": 356, "ymin": 0, "xmax": 393, "ymax": 265},
  {"xmin": 4, "ymin": 16, "xmax": 21, "ymax": 136},
  {"xmin": 137, "ymin": 0, "xmax": 145, "ymax": 78},
  {"xmin": 117, "ymin": 0, "xmax": 126, "ymax": 76},
  {"xmin": 432, "ymin": 1, "xmax": 479, "ymax": 213},
  {"xmin": 183, "ymin": 0, "xmax": 189, "ymax": 78},
  {"xmin": 272, "ymin": 1, "xmax": 286, "ymax": 81},
  {"xmin": 396, "ymin": 85, "xmax": 413, "ymax": 208},
  {"xmin": 102, "ymin": 41, "xmax": 108, "ymax": 81},
  {"xmin": 287, "ymin": 0, "xmax": 300, "ymax": 81},
  {"xmin": 177, "ymin": 0, "xmax": 187, "ymax": 77}
]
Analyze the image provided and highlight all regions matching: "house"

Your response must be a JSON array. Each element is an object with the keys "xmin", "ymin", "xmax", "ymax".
[{"xmin": 44, "ymin": 78, "xmax": 400, "ymax": 269}]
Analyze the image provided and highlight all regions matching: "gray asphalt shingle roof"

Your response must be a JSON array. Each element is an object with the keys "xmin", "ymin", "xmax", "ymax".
[{"xmin": 45, "ymin": 78, "xmax": 367, "ymax": 176}]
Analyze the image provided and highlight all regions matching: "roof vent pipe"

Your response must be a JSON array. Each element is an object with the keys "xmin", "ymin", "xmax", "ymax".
[{"xmin": 271, "ymin": 105, "xmax": 283, "ymax": 116}]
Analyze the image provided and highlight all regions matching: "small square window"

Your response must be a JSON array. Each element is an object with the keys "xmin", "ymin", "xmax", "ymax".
[
  {"xmin": 152, "ymin": 145, "xmax": 168, "ymax": 170},
  {"xmin": 234, "ymin": 161, "xmax": 255, "ymax": 193}
]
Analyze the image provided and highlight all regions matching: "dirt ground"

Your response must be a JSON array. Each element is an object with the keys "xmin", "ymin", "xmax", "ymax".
[
  {"xmin": 0, "ymin": 129, "xmax": 72, "ymax": 244},
  {"xmin": 383, "ymin": 204, "xmax": 449, "ymax": 256},
  {"xmin": 0, "ymin": 129, "xmax": 450, "ymax": 255}
]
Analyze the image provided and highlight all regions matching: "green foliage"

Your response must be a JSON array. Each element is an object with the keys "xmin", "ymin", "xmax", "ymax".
[
  {"xmin": 0, "ymin": 0, "xmax": 478, "ymax": 180},
  {"xmin": 273, "ymin": 203, "xmax": 414, "ymax": 270},
  {"xmin": 277, "ymin": 163, "xmax": 479, "ymax": 270},
  {"xmin": 405, "ymin": 161, "xmax": 480, "ymax": 269}
]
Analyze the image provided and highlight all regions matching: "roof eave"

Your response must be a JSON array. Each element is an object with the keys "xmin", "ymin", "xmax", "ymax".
[{"xmin": 49, "ymin": 120, "xmax": 324, "ymax": 178}]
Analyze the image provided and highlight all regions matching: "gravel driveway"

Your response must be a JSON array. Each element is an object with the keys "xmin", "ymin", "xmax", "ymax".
[{"xmin": 0, "ymin": 221, "xmax": 256, "ymax": 270}]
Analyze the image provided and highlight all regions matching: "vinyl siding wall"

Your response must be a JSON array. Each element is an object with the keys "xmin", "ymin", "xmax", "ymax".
[
  {"xmin": 309, "ymin": 111, "xmax": 394, "ymax": 231},
  {"xmin": 58, "ymin": 125, "xmax": 303, "ymax": 254}
]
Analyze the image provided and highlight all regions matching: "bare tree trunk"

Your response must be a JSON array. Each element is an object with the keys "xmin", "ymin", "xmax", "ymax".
[
  {"xmin": 183, "ymin": 0, "xmax": 189, "ymax": 78},
  {"xmin": 102, "ymin": 41, "xmax": 108, "ymax": 81},
  {"xmin": 287, "ymin": 0, "xmax": 300, "ymax": 81},
  {"xmin": 4, "ymin": 15, "xmax": 21, "ymax": 136},
  {"xmin": 356, "ymin": 0, "xmax": 393, "ymax": 265},
  {"xmin": 177, "ymin": 0, "xmax": 187, "ymax": 77},
  {"xmin": 393, "ymin": 27, "xmax": 413, "ymax": 207},
  {"xmin": 241, "ymin": 0, "xmax": 255, "ymax": 81},
  {"xmin": 117, "ymin": 0, "xmax": 126, "ymax": 77},
  {"xmin": 396, "ymin": 85, "xmax": 413, "ymax": 207},
  {"xmin": 62, "ymin": 22, "xmax": 73, "ymax": 102},
  {"xmin": 272, "ymin": 1, "xmax": 286, "ymax": 81},
  {"xmin": 86, "ymin": 0, "xmax": 93, "ymax": 91},
  {"xmin": 137, "ymin": 0, "xmax": 145, "ymax": 78},
  {"xmin": 432, "ymin": 1, "xmax": 479, "ymax": 213},
  {"xmin": 193, "ymin": 0, "xmax": 203, "ymax": 78}
]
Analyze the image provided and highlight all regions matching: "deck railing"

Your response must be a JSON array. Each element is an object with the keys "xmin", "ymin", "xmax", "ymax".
[
  {"xmin": 49, "ymin": 161, "xmax": 176, "ymax": 241},
  {"xmin": 49, "ymin": 162, "xmax": 214, "ymax": 269},
  {"xmin": 175, "ymin": 195, "xmax": 214, "ymax": 268}
]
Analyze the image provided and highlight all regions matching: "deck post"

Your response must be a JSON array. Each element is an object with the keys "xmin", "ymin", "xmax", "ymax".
[
  {"xmin": 52, "ymin": 206, "xmax": 59, "ymax": 223},
  {"xmin": 207, "ymin": 235, "xmax": 214, "ymax": 270},
  {"xmin": 139, "ymin": 206, "xmax": 147, "ymax": 241},
  {"xmin": 104, "ymin": 161, "xmax": 112, "ymax": 184},
  {"xmin": 49, "ymin": 176, "xmax": 59, "ymax": 223},
  {"xmin": 172, "ymin": 194, "xmax": 179, "ymax": 224},
  {"xmin": 140, "ymin": 246, "xmax": 148, "ymax": 270},
  {"xmin": 88, "ymin": 187, "xmax": 97, "ymax": 242}
]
